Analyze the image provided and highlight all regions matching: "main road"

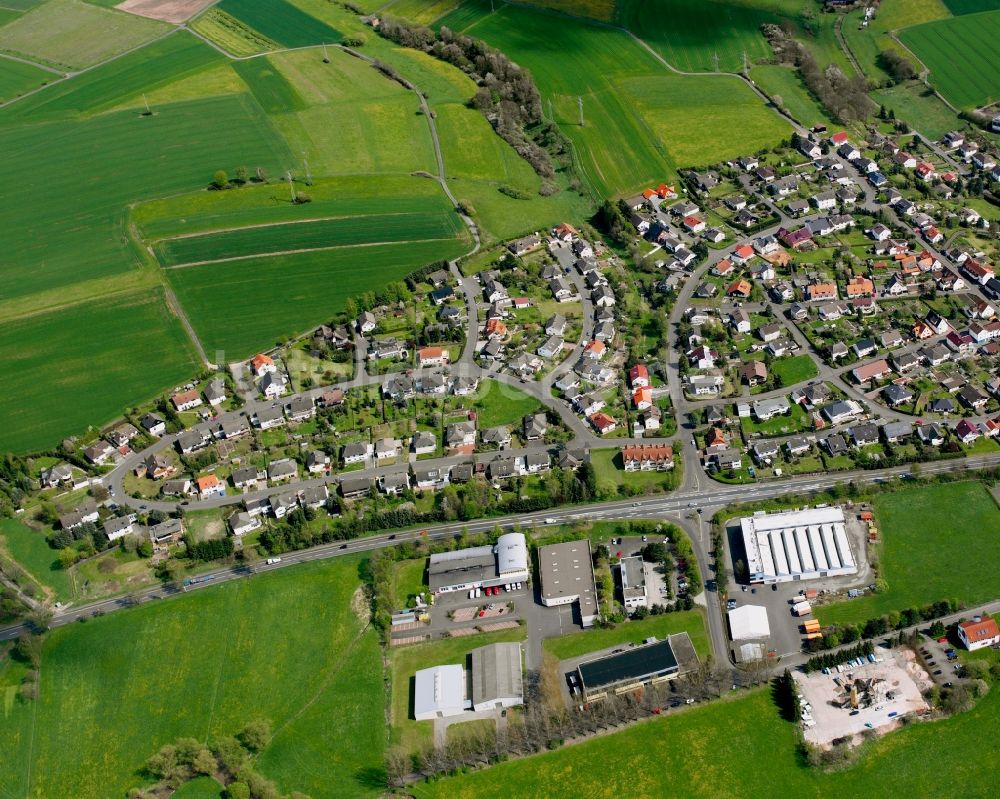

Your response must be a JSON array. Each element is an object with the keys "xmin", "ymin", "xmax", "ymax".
[{"xmin": 7, "ymin": 451, "xmax": 1000, "ymax": 648}]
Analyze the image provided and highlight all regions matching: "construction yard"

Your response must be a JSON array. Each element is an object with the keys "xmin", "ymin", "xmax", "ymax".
[{"xmin": 794, "ymin": 648, "xmax": 932, "ymax": 747}]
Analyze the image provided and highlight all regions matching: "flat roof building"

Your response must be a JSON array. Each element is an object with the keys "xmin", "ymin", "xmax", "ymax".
[
  {"xmin": 578, "ymin": 637, "xmax": 681, "ymax": 700},
  {"xmin": 413, "ymin": 664, "xmax": 469, "ymax": 720},
  {"xmin": 618, "ymin": 555, "xmax": 647, "ymax": 611},
  {"xmin": 740, "ymin": 506, "xmax": 857, "ymax": 584},
  {"xmin": 428, "ymin": 534, "xmax": 530, "ymax": 594},
  {"xmin": 538, "ymin": 539, "xmax": 599, "ymax": 627}
]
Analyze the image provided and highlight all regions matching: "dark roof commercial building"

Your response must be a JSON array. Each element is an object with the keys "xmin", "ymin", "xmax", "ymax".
[
  {"xmin": 428, "ymin": 533, "xmax": 530, "ymax": 594},
  {"xmin": 577, "ymin": 636, "xmax": 693, "ymax": 701}
]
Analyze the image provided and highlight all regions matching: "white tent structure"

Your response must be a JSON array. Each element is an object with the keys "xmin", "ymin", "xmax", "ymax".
[
  {"xmin": 728, "ymin": 605, "xmax": 771, "ymax": 641},
  {"xmin": 413, "ymin": 664, "xmax": 469, "ymax": 720}
]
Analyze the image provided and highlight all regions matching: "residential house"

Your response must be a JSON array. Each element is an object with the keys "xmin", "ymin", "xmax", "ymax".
[
  {"xmin": 203, "ymin": 379, "xmax": 226, "ymax": 407},
  {"xmin": 848, "ymin": 423, "xmax": 879, "ymax": 448},
  {"xmin": 380, "ymin": 472, "xmax": 411, "ymax": 496},
  {"xmin": 342, "ymin": 441, "xmax": 372, "ymax": 465},
  {"xmin": 851, "ymin": 359, "xmax": 891, "ymax": 384},
  {"xmin": 260, "ymin": 371, "xmax": 288, "ymax": 399},
  {"xmin": 589, "ymin": 412, "xmax": 617, "ymax": 435},
  {"xmin": 374, "ymin": 437, "xmax": 402, "ymax": 461},
  {"xmin": 523, "ymin": 413, "xmax": 548, "ymax": 441},
  {"xmin": 232, "ymin": 466, "xmax": 264, "ymax": 491},
  {"xmin": 418, "ymin": 346, "xmax": 450, "ymax": 367},
  {"xmin": 621, "ymin": 444, "xmax": 674, "ymax": 471},
  {"xmin": 196, "ymin": 474, "xmax": 226, "ymax": 498},
  {"xmin": 172, "ymin": 389, "xmax": 202, "ymax": 412},
  {"xmin": 740, "ymin": 361, "xmax": 768, "ymax": 386},
  {"xmin": 250, "ymin": 353, "xmax": 276, "ymax": 376},
  {"xmin": 481, "ymin": 426, "xmax": 512, "ymax": 449},
  {"xmin": 267, "ymin": 459, "xmax": 298, "ymax": 484},
  {"xmin": 883, "ymin": 383, "xmax": 913, "ymax": 407},
  {"xmin": 141, "ymin": 413, "xmax": 166, "ymax": 437},
  {"xmin": 104, "ymin": 516, "xmax": 135, "ymax": 542}
]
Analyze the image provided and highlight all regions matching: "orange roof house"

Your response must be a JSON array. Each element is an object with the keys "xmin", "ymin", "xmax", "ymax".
[
  {"xmin": 632, "ymin": 386, "xmax": 652, "ymax": 409},
  {"xmin": 726, "ymin": 278, "xmax": 752, "ymax": 297},
  {"xmin": 196, "ymin": 474, "xmax": 222, "ymax": 494},
  {"xmin": 486, "ymin": 318, "xmax": 507, "ymax": 338},
  {"xmin": 251, "ymin": 353, "xmax": 274, "ymax": 375},
  {"xmin": 845, "ymin": 275, "xmax": 874, "ymax": 298},
  {"xmin": 805, "ymin": 282, "xmax": 837, "ymax": 301}
]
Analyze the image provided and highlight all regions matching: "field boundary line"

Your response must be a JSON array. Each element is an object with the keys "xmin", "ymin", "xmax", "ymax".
[
  {"xmin": 161, "ymin": 235, "xmax": 463, "ymax": 268},
  {"xmin": 155, "ymin": 211, "xmax": 433, "ymax": 242},
  {"xmin": 0, "ymin": 51, "xmax": 64, "ymax": 76},
  {"xmin": 163, "ymin": 282, "xmax": 212, "ymax": 367}
]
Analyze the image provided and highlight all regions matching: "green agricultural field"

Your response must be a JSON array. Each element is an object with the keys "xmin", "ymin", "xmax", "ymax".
[
  {"xmin": 167, "ymin": 238, "xmax": 468, "ymax": 356},
  {"xmin": 0, "ymin": 30, "xmax": 227, "ymax": 119},
  {"xmin": 464, "ymin": 5, "xmax": 790, "ymax": 196},
  {"xmin": 155, "ymin": 211, "xmax": 464, "ymax": 266},
  {"xmin": 0, "ymin": 54, "xmax": 51, "ymax": 101},
  {"xmin": 0, "ymin": 289, "xmax": 199, "ymax": 453},
  {"xmin": 750, "ymin": 64, "xmax": 834, "ymax": 129},
  {"xmin": 133, "ymin": 174, "xmax": 449, "ymax": 240},
  {"xmin": 0, "ymin": 92, "xmax": 289, "ymax": 300},
  {"xmin": 818, "ymin": 481, "xmax": 1000, "ymax": 626},
  {"xmin": 434, "ymin": 0, "xmax": 493, "ymax": 31},
  {"xmin": 544, "ymin": 609, "xmax": 709, "ymax": 660},
  {"xmin": 618, "ymin": 0, "xmax": 781, "ymax": 73},
  {"xmin": 899, "ymin": 10, "xmax": 1000, "ymax": 109},
  {"xmin": 0, "ymin": 0, "xmax": 169, "ymax": 70},
  {"xmin": 217, "ymin": 0, "xmax": 341, "ymax": 47},
  {"xmin": 189, "ymin": 7, "xmax": 278, "ymax": 57},
  {"xmin": 943, "ymin": 0, "xmax": 997, "ymax": 14},
  {"xmin": 0, "ymin": 518, "xmax": 73, "ymax": 601},
  {"xmin": 413, "ymin": 687, "xmax": 1000, "ymax": 799},
  {"xmin": 770, "ymin": 354, "xmax": 818, "ymax": 386},
  {"xmin": 231, "ymin": 57, "xmax": 306, "ymax": 113},
  {"xmin": 267, "ymin": 49, "xmax": 437, "ymax": 176},
  {"xmin": 0, "ymin": 556, "xmax": 383, "ymax": 799}
]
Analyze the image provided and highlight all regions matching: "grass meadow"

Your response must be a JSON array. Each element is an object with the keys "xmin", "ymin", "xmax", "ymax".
[
  {"xmin": 412, "ymin": 687, "xmax": 1000, "ymax": 799},
  {"xmin": 750, "ymin": 64, "xmax": 835, "ymax": 129},
  {"xmin": 0, "ymin": 556, "xmax": 384, "ymax": 799},
  {"xmin": 818, "ymin": 481, "xmax": 1000, "ymax": 626},
  {"xmin": 871, "ymin": 81, "xmax": 961, "ymax": 140},
  {"xmin": 0, "ymin": 289, "xmax": 199, "ymax": 452},
  {"xmin": 217, "ymin": 0, "xmax": 341, "ymax": 47},
  {"xmin": 543, "ymin": 609, "xmax": 709, "ymax": 660},
  {"xmin": 0, "ymin": 0, "xmax": 169, "ymax": 70},
  {"xmin": 0, "ymin": 55, "xmax": 51, "ymax": 102},
  {"xmin": 943, "ymin": 0, "xmax": 998, "ymax": 13},
  {"xmin": 899, "ymin": 10, "xmax": 1000, "ymax": 109},
  {"xmin": 617, "ymin": 0, "xmax": 782, "ymax": 73},
  {"xmin": 0, "ymin": 518, "xmax": 73, "ymax": 601},
  {"xmin": 770, "ymin": 354, "xmax": 818, "ymax": 386},
  {"xmin": 267, "ymin": 49, "xmax": 437, "ymax": 176}
]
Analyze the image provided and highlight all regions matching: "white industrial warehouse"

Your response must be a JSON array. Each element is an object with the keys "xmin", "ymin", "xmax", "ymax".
[
  {"xmin": 412, "ymin": 642, "xmax": 524, "ymax": 720},
  {"xmin": 740, "ymin": 506, "xmax": 857, "ymax": 584}
]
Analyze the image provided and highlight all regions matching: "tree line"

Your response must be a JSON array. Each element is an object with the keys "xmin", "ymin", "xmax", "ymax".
[
  {"xmin": 804, "ymin": 598, "xmax": 962, "ymax": 653},
  {"xmin": 374, "ymin": 17, "xmax": 568, "ymax": 189},
  {"xmin": 761, "ymin": 23, "xmax": 874, "ymax": 123}
]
